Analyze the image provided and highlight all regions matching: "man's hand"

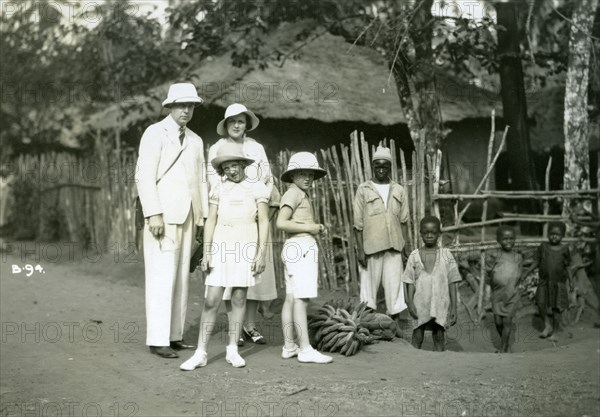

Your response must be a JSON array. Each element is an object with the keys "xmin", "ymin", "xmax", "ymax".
[
  {"xmin": 195, "ymin": 225, "xmax": 204, "ymax": 243},
  {"xmin": 402, "ymin": 245, "xmax": 411, "ymax": 264},
  {"xmin": 148, "ymin": 214, "xmax": 164, "ymax": 238},
  {"xmin": 357, "ymin": 249, "xmax": 367, "ymax": 268}
]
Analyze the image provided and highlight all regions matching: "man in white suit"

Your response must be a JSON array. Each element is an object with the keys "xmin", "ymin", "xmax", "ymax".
[{"xmin": 136, "ymin": 83, "xmax": 209, "ymax": 358}]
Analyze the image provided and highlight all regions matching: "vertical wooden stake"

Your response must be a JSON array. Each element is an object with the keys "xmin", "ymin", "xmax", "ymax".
[
  {"xmin": 477, "ymin": 111, "xmax": 496, "ymax": 320},
  {"xmin": 543, "ymin": 157, "xmax": 553, "ymax": 238}
]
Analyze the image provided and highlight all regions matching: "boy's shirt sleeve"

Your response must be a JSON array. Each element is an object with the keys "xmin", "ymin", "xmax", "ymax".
[
  {"xmin": 280, "ymin": 188, "xmax": 301, "ymax": 211},
  {"xmin": 401, "ymin": 252, "xmax": 416, "ymax": 284},
  {"xmin": 352, "ymin": 185, "xmax": 365, "ymax": 230}
]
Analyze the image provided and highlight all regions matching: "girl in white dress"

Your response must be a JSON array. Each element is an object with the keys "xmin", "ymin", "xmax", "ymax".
[
  {"xmin": 207, "ymin": 103, "xmax": 279, "ymax": 345},
  {"xmin": 180, "ymin": 142, "xmax": 270, "ymax": 370}
]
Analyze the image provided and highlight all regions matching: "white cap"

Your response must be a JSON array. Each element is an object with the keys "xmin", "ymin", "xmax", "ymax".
[{"xmin": 372, "ymin": 146, "xmax": 392, "ymax": 163}]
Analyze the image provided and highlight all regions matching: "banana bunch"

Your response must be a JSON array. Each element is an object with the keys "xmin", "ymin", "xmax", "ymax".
[
  {"xmin": 325, "ymin": 297, "xmax": 356, "ymax": 313},
  {"xmin": 308, "ymin": 302, "xmax": 373, "ymax": 356}
]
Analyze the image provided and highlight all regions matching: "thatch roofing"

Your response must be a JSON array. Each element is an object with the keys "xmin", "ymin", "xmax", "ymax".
[{"xmin": 85, "ymin": 20, "xmax": 500, "ymax": 132}]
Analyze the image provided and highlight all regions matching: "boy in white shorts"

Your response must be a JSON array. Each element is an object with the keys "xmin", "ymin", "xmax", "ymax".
[{"xmin": 276, "ymin": 152, "xmax": 333, "ymax": 364}]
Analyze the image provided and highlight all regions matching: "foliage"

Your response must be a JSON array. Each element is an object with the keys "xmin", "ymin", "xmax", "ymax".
[
  {"xmin": 76, "ymin": 2, "xmax": 182, "ymax": 103},
  {"xmin": 0, "ymin": 0, "xmax": 183, "ymax": 154},
  {"xmin": 7, "ymin": 176, "xmax": 40, "ymax": 240},
  {"xmin": 165, "ymin": 0, "xmax": 356, "ymax": 69},
  {"xmin": 0, "ymin": 0, "xmax": 82, "ymax": 155},
  {"xmin": 2, "ymin": 0, "xmax": 595, "ymax": 155}
]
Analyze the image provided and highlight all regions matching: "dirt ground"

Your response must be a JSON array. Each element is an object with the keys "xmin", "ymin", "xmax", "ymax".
[{"xmin": 1, "ymin": 242, "xmax": 599, "ymax": 417}]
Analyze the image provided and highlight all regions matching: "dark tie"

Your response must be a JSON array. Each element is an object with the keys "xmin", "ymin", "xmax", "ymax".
[{"xmin": 179, "ymin": 126, "xmax": 185, "ymax": 144}]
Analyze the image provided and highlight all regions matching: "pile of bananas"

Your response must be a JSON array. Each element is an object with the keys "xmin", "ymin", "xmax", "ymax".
[{"xmin": 308, "ymin": 301, "xmax": 395, "ymax": 356}]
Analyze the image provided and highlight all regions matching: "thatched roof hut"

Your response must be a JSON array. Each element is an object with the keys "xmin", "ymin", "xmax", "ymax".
[
  {"xmin": 80, "ymin": 18, "xmax": 598, "ymax": 197},
  {"xmin": 85, "ymin": 20, "xmax": 499, "ymax": 135}
]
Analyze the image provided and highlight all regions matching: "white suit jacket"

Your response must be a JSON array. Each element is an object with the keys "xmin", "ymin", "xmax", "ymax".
[{"xmin": 135, "ymin": 115, "xmax": 209, "ymax": 225}]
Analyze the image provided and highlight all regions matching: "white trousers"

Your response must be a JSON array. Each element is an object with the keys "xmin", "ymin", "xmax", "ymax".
[
  {"xmin": 144, "ymin": 207, "xmax": 194, "ymax": 346},
  {"xmin": 359, "ymin": 250, "xmax": 407, "ymax": 315}
]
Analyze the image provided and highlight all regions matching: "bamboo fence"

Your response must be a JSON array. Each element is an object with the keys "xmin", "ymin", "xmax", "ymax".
[
  {"xmin": 271, "ymin": 131, "xmax": 418, "ymax": 293},
  {"xmin": 430, "ymin": 113, "xmax": 599, "ymax": 321},
  {"xmin": 11, "ymin": 131, "xmax": 138, "ymax": 254},
  {"xmin": 8, "ymin": 121, "xmax": 597, "ymax": 308},
  {"xmin": 268, "ymin": 119, "xmax": 597, "ymax": 312}
]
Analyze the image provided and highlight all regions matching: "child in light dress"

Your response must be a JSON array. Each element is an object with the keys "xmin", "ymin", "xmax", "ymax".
[
  {"xmin": 180, "ymin": 142, "xmax": 270, "ymax": 371},
  {"xmin": 402, "ymin": 216, "xmax": 461, "ymax": 351},
  {"xmin": 207, "ymin": 103, "xmax": 279, "ymax": 346}
]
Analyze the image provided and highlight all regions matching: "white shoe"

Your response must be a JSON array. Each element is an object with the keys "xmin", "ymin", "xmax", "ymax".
[
  {"xmin": 297, "ymin": 347, "xmax": 333, "ymax": 364},
  {"xmin": 180, "ymin": 350, "xmax": 207, "ymax": 371},
  {"xmin": 281, "ymin": 344, "xmax": 301, "ymax": 359},
  {"xmin": 225, "ymin": 345, "xmax": 246, "ymax": 368}
]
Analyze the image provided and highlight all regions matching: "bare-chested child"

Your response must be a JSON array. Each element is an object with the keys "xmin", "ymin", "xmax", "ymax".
[{"xmin": 488, "ymin": 226, "xmax": 524, "ymax": 352}]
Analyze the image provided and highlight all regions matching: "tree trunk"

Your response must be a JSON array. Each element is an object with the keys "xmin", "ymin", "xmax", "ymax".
[
  {"xmin": 391, "ymin": 55, "xmax": 421, "ymax": 150},
  {"xmin": 563, "ymin": 0, "xmax": 597, "ymax": 213},
  {"xmin": 496, "ymin": 2, "xmax": 539, "ymax": 232},
  {"xmin": 388, "ymin": 0, "xmax": 446, "ymax": 218},
  {"xmin": 409, "ymin": 0, "xmax": 446, "ymax": 158},
  {"xmin": 387, "ymin": 0, "xmax": 446, "ymax": 155}
]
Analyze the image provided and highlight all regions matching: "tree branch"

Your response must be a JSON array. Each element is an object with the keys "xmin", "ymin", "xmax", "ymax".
[{"xmin": 553, "ymin": 6, "xmax": 600, "ymax": 40}]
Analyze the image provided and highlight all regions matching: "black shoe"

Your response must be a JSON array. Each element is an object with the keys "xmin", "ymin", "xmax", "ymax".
[
  {"xmin": 170, "ymin": 340, "xmax": 196, "ymax": 350},
  {"xmin": 243, "ymin": 326, "xmax": 266, "ymax": 344},
  {"xmin": 237, "ymin": 337, "xmax": 245, "ymax": 347},
  {"xmin": 149, "ymin": 346, "xmax": 179, "ymax": 358}
]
